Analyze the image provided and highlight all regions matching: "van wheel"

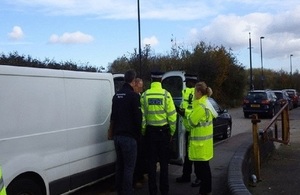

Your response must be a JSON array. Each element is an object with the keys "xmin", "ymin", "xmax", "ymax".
[{"xmin": 7, "ymin": 178, "xmax": 44, "ymax": 195}]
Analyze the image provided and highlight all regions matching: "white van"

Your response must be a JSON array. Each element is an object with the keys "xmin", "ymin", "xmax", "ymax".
[{"xmin": 0, "ymin": 65, "xmax": 116, "ymax": 195}]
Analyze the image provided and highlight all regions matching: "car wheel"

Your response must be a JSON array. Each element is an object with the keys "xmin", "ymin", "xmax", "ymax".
[
  {"xmin": 244, "ymin": 112, "xmax": 249, "ymax": 118},
  {"xmin": 222, "ymin": 124, "xmax": 232, "ymax": 139},
  {"xmin": 7, "ymin": 178, "xmax": 45, "ymax": 195},
  {"xmin": 269, "ymin": 108, "xmax": 275, "ymax": 118}
]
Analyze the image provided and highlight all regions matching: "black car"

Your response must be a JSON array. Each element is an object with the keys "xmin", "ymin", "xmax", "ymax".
[
  {"xmin": 209, "ymin": 97, "xmax": 232, "ymax": 139},
  {"xmin": 243, "ymin": 90, "xmax": 280, "ymax": 118}
]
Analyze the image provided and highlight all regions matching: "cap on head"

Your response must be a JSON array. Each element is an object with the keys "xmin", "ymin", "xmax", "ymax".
[
  {"xmin": 151, "ymin": 71, "xmax": 164, "ymax": 79},
  {"xmin": 184, "ymin": 74, "xmax": 198, "ymax": 82}
]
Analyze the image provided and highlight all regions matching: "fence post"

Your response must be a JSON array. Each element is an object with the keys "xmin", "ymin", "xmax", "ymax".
[
  {"xmin": 251, "ymin": 114, "xmax": 261, "ymax": 181},
  {"xmin": 282, "ymin": 106, "xmax": 290, "ymax": 143}
]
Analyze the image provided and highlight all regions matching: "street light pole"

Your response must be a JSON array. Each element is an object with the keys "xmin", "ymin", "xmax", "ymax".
[
  {"xmin": 260, "ymin": 36, "xmax": 264, "ymax": 89},
  {"xmin": 137, "ymin": 0, "xmax": 142, "ymax": 77},
  {"xmin": 290, "ymin": 54, "xmax": 293, "ymax": 75},
  {"xmin": 249, "ymin": 32, "xmax": 253, "ymax": 90}
]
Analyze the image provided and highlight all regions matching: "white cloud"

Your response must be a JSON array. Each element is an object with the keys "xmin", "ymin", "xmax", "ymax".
[
  {"xmin": 143, "ymin": 36, "xmax": 159, "ymax": 47},
  {"xmin": 188, "ymin": 6, "xmax": 300, "ymax": 60},
  {"xmin": 49, "ymin": 31, "xmax": 94, "ymax": 44},
  {"xmin": 9, "ymin": 0, "xmax": 216, "ymax": 20},
  {"xmin": 8, "ymin": 26, "xmax": 24, "ymax": 40}
]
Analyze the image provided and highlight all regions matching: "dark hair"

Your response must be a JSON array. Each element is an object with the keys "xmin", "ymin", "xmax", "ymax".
[{"xmin": 124, "ymin": 69, "xmax": 136, "ymax": 83}]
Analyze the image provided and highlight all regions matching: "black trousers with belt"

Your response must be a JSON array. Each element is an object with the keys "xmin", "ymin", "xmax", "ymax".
[{"xmin": 145, "ymin": 125, "xmax": 171, "ymax": 195}]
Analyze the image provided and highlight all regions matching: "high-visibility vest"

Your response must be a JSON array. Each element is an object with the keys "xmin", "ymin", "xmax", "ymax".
[
  {"xmin": 141, "ymin": 82, "xmax": 177, "ymax": 136},
  {"xmin": 0, "ymin": 167, "xmax": 7, "ymax": 195},
  {"xmin": 187, "ymin": 95, "xmax": 214, "ymax": 161},
  {"xmin": 180, "ymin": 87, "xmax": 194, "ymax": 130}
]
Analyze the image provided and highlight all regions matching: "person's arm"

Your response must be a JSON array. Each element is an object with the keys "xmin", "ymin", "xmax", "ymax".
[
  {"xmin": 132, "ymin": 93, "xmax": 142, "ymax": 137},
  {"xmin": 140, "ymin": 92, "xmax": 147, "ymax": 136},
  {"xmin": 166, "ymin": 92, "xmax": 177, "ymax": 136},
  {"xmin": 107, "ymin": 120, "xmax": 114, "ymax": 140}
]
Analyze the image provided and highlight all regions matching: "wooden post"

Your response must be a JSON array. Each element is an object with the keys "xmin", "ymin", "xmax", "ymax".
[{"xmin": 251, "ymin": 114, "xmax": 261, "ymax": 180}]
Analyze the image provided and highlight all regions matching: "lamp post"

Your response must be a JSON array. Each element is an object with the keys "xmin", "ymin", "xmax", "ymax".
[
  {"xmin": 249, "ymin": 32, "xmax": 253, "ymax": 90},
  {"xmin": 137, "ymin": 0, "xmax": 142, "ymax": 77},
  {"xmin": 290, "ymin": 54, "xmax": 293, "ymax": 75},
  {"xmin": 260, "ymin": 36, "xmax": 264, "ymax": 89}
]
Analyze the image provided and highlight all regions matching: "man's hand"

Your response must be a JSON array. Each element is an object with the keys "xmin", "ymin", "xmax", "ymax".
[
  {"xmin": 107, "ymin": 128, "xmax": 113, "ymax": 140},
  {"xmin": 107, "ymin": 121, "xmax": 114, "ymax": 140},
  {"xmin": 175, "ymin": 105, "xmax": 185, "ymax": 117}
]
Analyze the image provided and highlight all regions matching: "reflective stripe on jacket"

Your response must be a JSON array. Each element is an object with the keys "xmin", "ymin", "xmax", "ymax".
[
  {"xmin": 187, "ymin": 95, "xmax": 214, "ymax": 161},
  {"xmin": 141, "ymin": 82, "xmax": 177, "ymax": 136},
  {"xmin": 0, "ymin": 167, "xmax": 6, "ymax": 195}
]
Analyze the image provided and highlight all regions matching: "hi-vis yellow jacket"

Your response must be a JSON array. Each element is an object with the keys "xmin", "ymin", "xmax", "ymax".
[
  {"xmin": 141, "ymin": 82, "xmax": 177, "ymax": 136},
  {"xmin": 0, "ymin": 167, "xmax": 6, "ymax": 195},
  {"xmin": 186, "ymin": 95, "xmax": 217, "ymax": 161},
  {"xmin": 180, "ymin": 87, "xmax": 194, "ymax": 129}
]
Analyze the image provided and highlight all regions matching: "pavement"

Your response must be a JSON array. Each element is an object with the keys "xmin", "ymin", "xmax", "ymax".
[{"xmin": 247, "ymin": 107, "xmax": 300, "ymax": 195}]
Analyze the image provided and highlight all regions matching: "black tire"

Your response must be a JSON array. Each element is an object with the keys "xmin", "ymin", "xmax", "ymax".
[
  {"xmin": 244, "ymin": 112, "xmax": 249, "ymax": 118},
  {"xmin": 7, "ymin": 178, "xmax": 44, "ymax": 195},
  {"xmin": 222, "ymin": 124, "xmax": 232, "ymax": 139},
  {"xmin": 269, "ymin": 108, "xmax": 275, "ymax": 118}
]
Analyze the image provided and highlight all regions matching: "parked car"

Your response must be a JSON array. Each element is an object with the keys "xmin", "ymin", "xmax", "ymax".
[
  {"xmin": 272, "ymin": 90, "xmax": 293, "ymax": 110},
  {"xmin": 209, "ymin": 97, "xmax": 232, "ymax": 139},
  {"xmin": 243, "ymin": 90, "xmax": 280, "ymax": 118},
  {"xmin": 284, "ymin": 89, "xmax": 299, "ymax": 108}
]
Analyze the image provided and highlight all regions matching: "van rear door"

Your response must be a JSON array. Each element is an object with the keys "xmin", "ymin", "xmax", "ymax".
[{"xmin": 162, "ymin": 71, "xmax": 185, "ymax": 165}]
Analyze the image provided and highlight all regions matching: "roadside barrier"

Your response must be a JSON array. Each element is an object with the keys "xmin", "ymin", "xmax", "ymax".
[{"xmin": 251, "ymin": 101, "xmax": 290, "ymax": 180}]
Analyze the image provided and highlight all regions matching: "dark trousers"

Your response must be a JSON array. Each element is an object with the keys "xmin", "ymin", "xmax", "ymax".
[
  {"xmin": 182, "ymin": 132, "xmax": 200, "ymax": 179},
  {"xmin": 134, "ymin": 137, "xmax": 147, "ymax": 182},
  {"xmin": 114, "ymin": 135, "xmax": 137, "ymax": 195},
  {"xmin": 146, "ymin": 126, "xmax": 171, "ymax": 195},
  {"xmin": 194, "ymin": 161, "xmax": 212, "ymax": 194}
]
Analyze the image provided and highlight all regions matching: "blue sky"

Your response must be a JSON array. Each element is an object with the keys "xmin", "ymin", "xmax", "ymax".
[{"xmin": 1, "ymin": 0, "xmax": 300, "ymax": 73}]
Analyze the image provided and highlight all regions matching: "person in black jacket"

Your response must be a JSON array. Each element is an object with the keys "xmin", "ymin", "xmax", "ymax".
[{"xmin": 109, "ymin": 69, "xmax": 142, "ymax": 195}]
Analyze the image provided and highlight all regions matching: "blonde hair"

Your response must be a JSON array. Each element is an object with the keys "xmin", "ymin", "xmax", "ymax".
[{"xmin": 195, "ymin": 82, "xmax": 213, "ymax": 97}]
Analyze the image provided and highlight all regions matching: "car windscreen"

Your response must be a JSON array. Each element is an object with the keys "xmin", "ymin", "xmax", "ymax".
[
  {"xmin": 286, "ymin": 91, "xmax": 295, "ymax": 96},
  {"xmin": 274, "ymin": 92, "xmax": 283, "ymax": 99},
  {"xmin": 246, "ymin": 92, "xmax": 267, "ymax": 100}
]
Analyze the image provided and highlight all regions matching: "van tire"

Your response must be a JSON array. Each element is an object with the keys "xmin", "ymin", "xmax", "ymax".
[{"xmin": 7, "ymin": 178, "xmax": 44, "ymax": 195}]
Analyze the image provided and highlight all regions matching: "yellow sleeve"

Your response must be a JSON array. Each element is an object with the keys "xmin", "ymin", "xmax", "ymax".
[
  {"xmin": 166, "ymin": 92, "xmax": 177, "ymax": 136},
  {"xmin": 187, "ymin": 100, "xmax": 206, "ymax": 127}
]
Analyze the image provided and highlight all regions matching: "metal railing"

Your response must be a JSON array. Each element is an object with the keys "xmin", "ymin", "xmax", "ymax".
[{"xmin": 251, "ymin": 102, "xmax": 290, "ymax": 180}]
